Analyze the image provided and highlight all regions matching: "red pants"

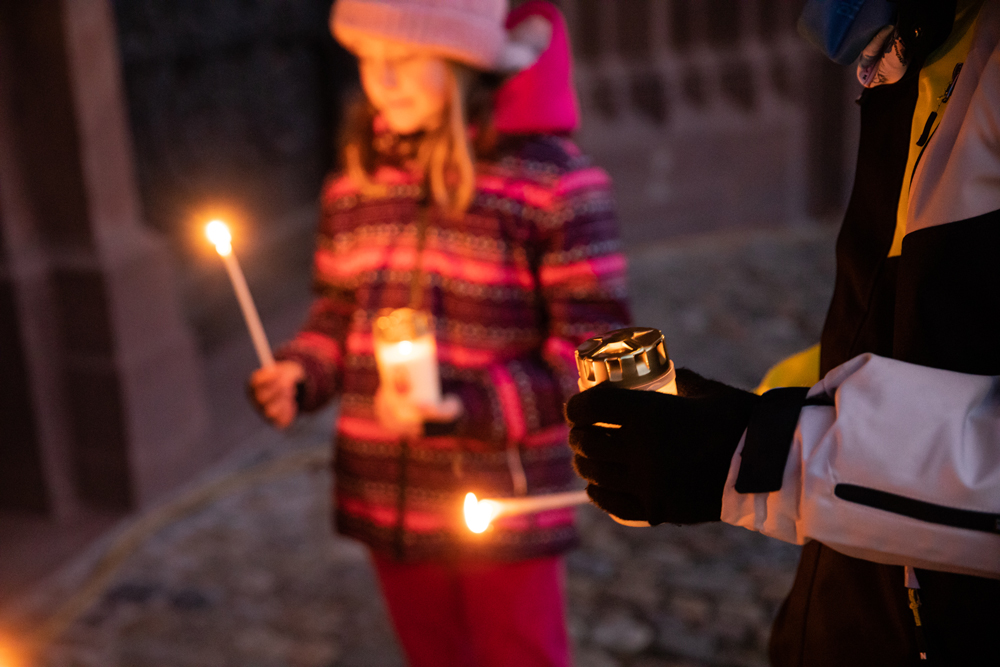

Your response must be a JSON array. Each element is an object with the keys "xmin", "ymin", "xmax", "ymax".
[{"xmin": 372, "ymin": 554, "xmax": 570, "ymax": 667}]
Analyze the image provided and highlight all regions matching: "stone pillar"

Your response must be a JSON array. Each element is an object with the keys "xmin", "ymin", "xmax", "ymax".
[{"xmin": 0, "ymin": 0, "xmax": 209, "ymax": 515}]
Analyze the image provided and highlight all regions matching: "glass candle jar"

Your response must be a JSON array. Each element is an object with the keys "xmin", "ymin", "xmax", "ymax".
[{"xmin": 372, "ymin": 308, "xmax": 442, "ymax": 408}]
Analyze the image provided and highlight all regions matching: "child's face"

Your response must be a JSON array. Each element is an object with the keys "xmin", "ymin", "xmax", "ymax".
[{"xmin": 355, "ymin": 37, "xmax": 449, "ymax": 135}]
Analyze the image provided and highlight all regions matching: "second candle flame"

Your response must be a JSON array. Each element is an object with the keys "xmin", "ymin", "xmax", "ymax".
[
  {"xmin": 464, "ymin": 489, "xmax": 591, "ymax": 533},
  {"xmin": 464, "ymin": 492, "xmax": 500, "ymax": 533},
  {"xmin": 205, "ymin": 219, "xmax": 233, "ymax": 256}
]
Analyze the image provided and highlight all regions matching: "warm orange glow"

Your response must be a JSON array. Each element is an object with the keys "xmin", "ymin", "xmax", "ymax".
[
  {"xmin": 0, "ymin": 635, "xmax": 26, "ymax": 667},
  {"xmin": 464, "ymin": 492, "xmax": 501, "ymax": 533},
  {"xmin": 205, "ymin": 219, "xmax": 233, "ymax": 256}
]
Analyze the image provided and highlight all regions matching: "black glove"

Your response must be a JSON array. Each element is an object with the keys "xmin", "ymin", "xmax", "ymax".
[{"xmin": 566, "ymin": 368, "xmax": 759, "ymax": 525}]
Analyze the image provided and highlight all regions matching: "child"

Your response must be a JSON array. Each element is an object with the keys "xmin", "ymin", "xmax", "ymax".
[{"xmin": 250, "ymin": 1, "xmax": 630, "ymax": 664}]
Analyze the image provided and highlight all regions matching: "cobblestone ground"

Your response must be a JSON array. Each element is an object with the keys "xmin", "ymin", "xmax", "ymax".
[{"xmin": 12, "ymin": 224, "xmax": 837, "ymax": 667}]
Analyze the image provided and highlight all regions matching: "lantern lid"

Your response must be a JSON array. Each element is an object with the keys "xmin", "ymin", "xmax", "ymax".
[
  {"xmin": 575, "ymin": 327, "xmax": 672, "ymax": 390},
  {"xmin": 373, "ymin": 307, "xmax": 432, "ymax": 342}
]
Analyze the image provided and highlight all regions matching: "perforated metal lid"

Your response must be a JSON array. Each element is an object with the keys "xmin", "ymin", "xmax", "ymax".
[
  {"xmin": 373, "ymin": 307, "xmax": 432, "ymax": 343},
  {"xmin": 575, "ymin": 327, "xmax": 672, "ymax": 390}
]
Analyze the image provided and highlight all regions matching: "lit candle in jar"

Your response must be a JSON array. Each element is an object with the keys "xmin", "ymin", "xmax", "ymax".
[
  {"xmin": 464, "ymin": 490, "xmax": 590, "ymax": 533},
  {"xmin": 373, "ymin": 308, "xmax": 442, "ymax": 408},
  {"xmin": 205, "ymin": 220, "xmax": 274, "ymax": 368}
]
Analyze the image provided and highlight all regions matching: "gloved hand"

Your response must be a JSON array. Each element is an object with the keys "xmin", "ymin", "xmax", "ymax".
[{"xmin": 566, "ymin": 368, "xmax": 759, "ymax": 525}]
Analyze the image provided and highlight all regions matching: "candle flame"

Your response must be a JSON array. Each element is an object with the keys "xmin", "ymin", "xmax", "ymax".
[
  {"xmin": 398, "ymin": 340, "xmax": 413, "ymax": 356},
  {"xmin": 205, "ymin": 219, "xmax": 233, "ymax": 256},
  {"xmin": 464, "ymin": 492, "xmax": 500, "ymax": 533}
]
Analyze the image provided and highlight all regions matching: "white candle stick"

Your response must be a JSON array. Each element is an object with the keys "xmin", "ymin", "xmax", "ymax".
[
  {"xmin": 464, "ymin": 490, "xmax": 590, "ymax": 533},
  {"xmin": 206, "ymin": 220, "xmax": 274, "ymax": 367}
]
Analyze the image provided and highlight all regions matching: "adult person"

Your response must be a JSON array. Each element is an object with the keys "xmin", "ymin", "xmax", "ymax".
[
  {"xmin": 250, "ymin": 1, "xmax": 630, "ymax": 665},
  {"xmin": 567, "ymin": 0, "xmax": 1000, "ymax": 664}
]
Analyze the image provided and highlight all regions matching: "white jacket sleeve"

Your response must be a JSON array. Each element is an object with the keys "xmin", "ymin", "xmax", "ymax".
[{"xmin": 721, "ymin": 352, "xmax": 1000, "ymax": 580}]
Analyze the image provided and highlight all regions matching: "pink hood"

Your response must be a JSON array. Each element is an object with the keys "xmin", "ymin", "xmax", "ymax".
[{"xmin": 493, "ymin": 1, "xmax": 581, "ymax": 135}]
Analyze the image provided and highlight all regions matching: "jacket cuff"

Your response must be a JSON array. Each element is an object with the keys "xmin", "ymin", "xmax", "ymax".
[
  {"xmin": 735, "ymin": 387, "xmax": 810, "ymax": 494},
  {"xmin": 274, "ymin": 348, "xmax": 337, "ymax": 413}
]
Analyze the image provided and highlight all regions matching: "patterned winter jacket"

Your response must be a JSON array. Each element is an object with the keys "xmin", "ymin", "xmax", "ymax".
[
  {"xmin": 276, "ymin": 3, "xmax": 630, "ymax": 562},
  {"xmin": 277, "ymin": 135, "xmax": 629, "ymax": 561}
]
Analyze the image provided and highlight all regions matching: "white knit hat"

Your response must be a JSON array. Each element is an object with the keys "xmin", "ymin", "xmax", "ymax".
[{"xmin": 331, "ymin": 0, "xmax": 518, "ymax": 71}]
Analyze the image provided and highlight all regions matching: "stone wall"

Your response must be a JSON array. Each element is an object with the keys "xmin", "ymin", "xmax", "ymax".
[
  {"xmin": 562, "ymin": 0, "xmax": 858, "ymax": 244},
  {"xmin": 113, "ymin": 0, "xmax": 351, "ymax": 237},
  {"xmin": 0, "ymin": 0, "xmax": 212, "ymax": 593},
  {"xmin": 111, "ymin": 0, "xmax": 357, "ymax": 352}
]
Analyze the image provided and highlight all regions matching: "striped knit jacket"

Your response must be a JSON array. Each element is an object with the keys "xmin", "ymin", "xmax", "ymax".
[{"xmin": 276, "ymin": 134, "xmax": 631, "ymax": 561}]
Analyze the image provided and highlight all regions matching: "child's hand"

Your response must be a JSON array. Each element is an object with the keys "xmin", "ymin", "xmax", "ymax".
[
  {"xmin": 374, "ymin": 386, "xmax": 463, "ymax": 438},
  {"xmin": 248, "ymin": 361, "xmax": 306, "ymax": 429}
]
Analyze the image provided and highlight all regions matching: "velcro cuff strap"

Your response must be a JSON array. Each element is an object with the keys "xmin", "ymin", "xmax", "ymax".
[
  {"xmin": 294, "ymin": 380, "xmax": 307, "ymax": 409},
  {"xmin": 735, "ymin": 387, "xmax": 810, "ymax": 494},
  {"xmin": 423, "ymin": 419, "xmax": 460, "ymax": 437}
]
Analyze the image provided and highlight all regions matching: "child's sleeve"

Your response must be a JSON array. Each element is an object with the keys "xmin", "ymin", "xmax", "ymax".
[
  {"xmin": 273, "ymin": 181, "xmax": 356, "ymax": 413},
  {"xmin": 447, "ymin": 162, "xmax": 632, "ymax": 448},
  {"xmin": 274, "ymin": 287, "xmax": 354, "ymax": 412},
  {"xmin": 538, "ymin": 163, "xmax": 632, "ymax": 396}
]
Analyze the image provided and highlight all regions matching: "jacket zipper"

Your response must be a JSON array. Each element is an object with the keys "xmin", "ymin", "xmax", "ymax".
[
  {"xmin": 909, "ymin": 63, "xmax": 964, "ymax": 187},
  {"xmin": 834, "ymin": 483, "xmax": 1000, "ymax": 534}
]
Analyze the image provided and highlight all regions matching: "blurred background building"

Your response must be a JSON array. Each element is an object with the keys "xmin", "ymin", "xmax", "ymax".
[{"xmin": 0, "ymin": 0, "xmax": 857, "ymax": 596}]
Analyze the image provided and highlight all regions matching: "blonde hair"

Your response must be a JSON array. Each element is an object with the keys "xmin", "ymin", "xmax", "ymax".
[{"xmin": 344, "ymin": 63, "xmax": 489, "ymax": 218}]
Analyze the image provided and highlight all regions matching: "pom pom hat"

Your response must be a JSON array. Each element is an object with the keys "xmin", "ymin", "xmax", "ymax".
[{"xmin": 332, "ymin": 0, "xmax": 517, "ymax": 71}]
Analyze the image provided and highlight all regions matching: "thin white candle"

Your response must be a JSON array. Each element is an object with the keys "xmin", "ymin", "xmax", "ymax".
[
  {"xmin": 464, "ymin": 490, "xmax": 589, "ymax": 533},
  {"xmin": 206, "ymin": 220, "xmax": 274, "ymax": 367}
]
